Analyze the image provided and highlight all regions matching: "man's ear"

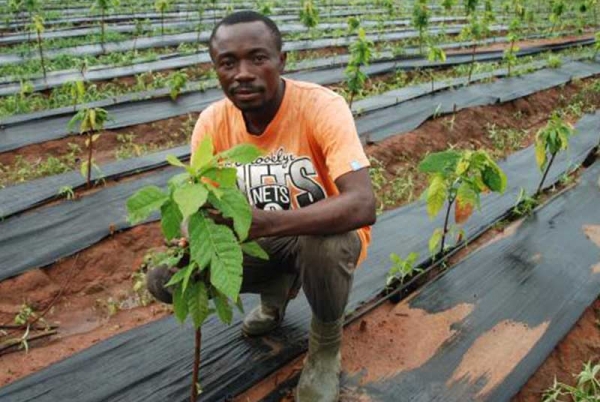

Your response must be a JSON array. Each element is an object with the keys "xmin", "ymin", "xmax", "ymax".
[{"xmin": 278, "ymin": 51, "xmax": 287, "ymax": 73}]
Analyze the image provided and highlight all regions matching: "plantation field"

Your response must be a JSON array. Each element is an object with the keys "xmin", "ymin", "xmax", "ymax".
[{"xmin": 0, "ymin": 0, "xmax": 599, "ymax": 401}]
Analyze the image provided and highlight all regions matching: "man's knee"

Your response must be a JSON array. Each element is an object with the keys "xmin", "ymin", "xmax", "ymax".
[{"xmin": 297, "ymin": 231, "xmax": 362, "ymax": 277}]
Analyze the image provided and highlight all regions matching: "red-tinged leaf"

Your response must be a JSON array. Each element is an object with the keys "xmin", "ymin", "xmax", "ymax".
[{"xmin": 455, "ymin": 198, "xmax": 474, "ymax": 224}]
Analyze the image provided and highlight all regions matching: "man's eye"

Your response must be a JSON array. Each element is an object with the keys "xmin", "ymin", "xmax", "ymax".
[
  {"xmin": 254, "ymin": 55, "xmax": 267, "ymax": 63},
  {"xmin": 221, "ymin": 59, "xmax": 235, "ymax": 68}
]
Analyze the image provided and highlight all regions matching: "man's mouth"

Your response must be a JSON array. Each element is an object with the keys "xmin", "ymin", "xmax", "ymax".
[{"xmin": 232, "ymin": 88, "xmax": 261, "ymax": 101}]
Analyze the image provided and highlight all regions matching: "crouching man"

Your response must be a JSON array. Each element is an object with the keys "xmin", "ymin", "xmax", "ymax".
[{"xmin": 147, "ymin": 11, "xmax": 376, "ymax": 401}]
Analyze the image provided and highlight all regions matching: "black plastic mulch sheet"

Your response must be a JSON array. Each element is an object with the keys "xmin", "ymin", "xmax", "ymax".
[{"xmin": 0, "ymin": 112, "xmax": 598, "ymax": 402}]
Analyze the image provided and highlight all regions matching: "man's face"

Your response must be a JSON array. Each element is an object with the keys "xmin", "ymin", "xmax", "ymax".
[{"xmin": 210, "ymin": 21, "xmax": 285, "ymax": 112}]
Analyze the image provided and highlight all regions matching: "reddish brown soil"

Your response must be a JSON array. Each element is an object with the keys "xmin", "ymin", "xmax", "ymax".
[{"xmin": 0, "ymin": 75, "xmax": 599, "ymax": 391}]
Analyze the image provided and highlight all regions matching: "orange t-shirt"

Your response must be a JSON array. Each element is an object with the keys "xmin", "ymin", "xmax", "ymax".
[{"xmin": 191, "ymin": 78, "xmax": 371, "ymax": 264}]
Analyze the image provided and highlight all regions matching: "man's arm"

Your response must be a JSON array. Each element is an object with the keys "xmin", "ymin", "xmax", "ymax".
[{"xmin": 248, "ymin": 168, "xmax": 376, "ymax": 239}]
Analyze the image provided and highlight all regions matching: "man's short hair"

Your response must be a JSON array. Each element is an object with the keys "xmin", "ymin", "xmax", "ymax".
[{"xmin": 209, "ymin": 11, "xmax": 283, "ymax": 53}]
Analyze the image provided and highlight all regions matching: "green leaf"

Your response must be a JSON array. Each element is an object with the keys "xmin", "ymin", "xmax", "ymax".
[
  {"xmin": 203, "ymin": 167, "xmax": 238, "ymax": 188},
  {"xmin": 208, "ymin": 188, "xmax": 252, "ymax": 241},
  {"xmin": 160, "ymin": 200, "xmax": 183, "ymax": 240},
  {"xmin": 188, "ymin": 213, "xmax": 244, "ymax": 300},
  {"xmin": 168, "ymin": 172, "xmax": 190, "ymax": 190},
  {"xmin": 456, "ymin": 181, "xmax": 479, "ymax": 208},
  {"xmin": 213, "ymin": 290, "xmax": 233, "ymax": 324},
  {"xmin": 482, "ymin": 164, "xmax": 507, "ymax": 193},
  {"xmin": 219, "ymin": 144, "xmax": 263, "ymax": 164},
  {"xmin": 173, "ymin": 183, "xmax": 208, "ymax": 220},
  {"xmin": 235, "ymin": 297, "xmax": 244, "ymax": 314},
  {"xmin": 191, "ymin": 136, "xmax": 214, "ymax": 171},
  {"xmin": 188, "ymin": 281, "xmax": 210, "ymax": 328},
  {"xmin": 165, "ymin": 267, "xmax": 187, "ymax": 288},
  {"xmin": 172, "ymin": 285, "xmax": 189, "ymax": 323},
  {"xmin": 188, "ymin": 212, "xmax": 213, "ymax": 269},
  {"xmin": 181, "ymin": 263, "xmax": 197, "ymax": 293},
  {"xmin": 418, "ymin": 150, "xmax": 462, "ymax": 173},
  {"xmin": 126, "ymin": 186, "xmax": 168, "ymax": 224},
  {"xmin": 241, "ymin": 241, "xmax": 269, "ymax": 260},
  {"xmin": 209, "ymin": 227, "xmax": 244, "ymax": 300},
  {"xmin": 426, "ymin": 174, "xmax": 447, "ymax": 218},
  {"xmin": 166, "ymin": 154, "xmax": 187, "ymax": 168},
  {"xmin": 429, "ymin": 228, "xmax": 443, "ymax": 255}
]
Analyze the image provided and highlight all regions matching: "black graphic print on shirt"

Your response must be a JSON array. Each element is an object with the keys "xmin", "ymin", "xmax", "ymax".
[{"xmin": 235, "ymin": 147, "xmax": 326, "ymax": 211}]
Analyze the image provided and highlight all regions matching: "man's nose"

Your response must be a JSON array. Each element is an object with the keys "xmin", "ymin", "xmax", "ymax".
[{"xmin": 234, "ymin": 60, "xmax": 256, "ymax": 82}]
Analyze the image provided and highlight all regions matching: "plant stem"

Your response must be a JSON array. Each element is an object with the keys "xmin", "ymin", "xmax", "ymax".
[
  {"xmin": 468, "ymin": 43, "xmax": 477, "ymax": 84},
  {"xmin": 440, "ymin": 196, "xmax": 455, "ymax": 255},
  {"xmin": 36, "ymin": 30, "xmax": 46, "ymax": 79},
  {"xmin": 86, "ymin": 131, "xmax": 94, "ymax": 188},
  {"xmin": 536, "ymin": 152, "xmax": 557, "ymax": 195},
  {"xmin": 190, "ymin": 328, "xmax": 202, "ymax": 402}
]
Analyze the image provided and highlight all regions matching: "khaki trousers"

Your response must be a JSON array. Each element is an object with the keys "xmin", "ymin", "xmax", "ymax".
[{"xmin": 241, "ymin": 232, "xmax": 362, "ymax": 322}]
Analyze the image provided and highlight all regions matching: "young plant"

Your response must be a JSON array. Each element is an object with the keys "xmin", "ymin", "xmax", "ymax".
[
  {"xmin": 419, "ymin": 149, "xmax": 507, "ymax": 256},
  {"xmin": 168, "ymin": 71, "xmax": 188, "ymax": 101},
  {"xmin": 504, "ymin": 16, "xmax": 522, "ymax": 76},
  {"xmin": 386, "ymin": 252, "xmax": 420, "ymax": 287},
  {"xmin": 412, "ymin": 0, "xmax": 430, "ymax": 55},
  {"xmin": 426, "ymin": 43, "xmax": 446, "ymax": 91},
  {"xmin": 155, "ymin": 0, "xmax": 172, "ymax": 36},
  {"xmin": 547, "ymin": 53, "xmax": 563, "ymax": 68},
  {"xmin": 68, "ymin": 107, "xmax": 111, "ymax": 188},
  {"xmin": 132, "ymin": 19, "xmax": 147, "ymax": 56},
  {"xmin": 68, "ymin": 80, "xmax": 85, "ymax": 112},
  {"xmin": 464, "ymin": 0, "xmax": 479, "ymax": 15},
  {"xmin": 126, "ymin": 137, "xmax": 267, "ymax": 401},
  {"xmin": 93, "ymin": 0, "xmax": 119, "ymax": 54},
  {"xmin": 256, "ymin": 0, "xmax": 273, "ymax": 15},
  {"xmin": 592, "ymin": 31, "xmax": 600, "ymax": 61},
  {"xmin": 58, "ymin": 185, "xmax": 76, "ymax": 200},
  {"xmin": 549, "ymin": 0, "xmax": 566, "ymax": 33},
  {"xmin": 534, "ymin": 113, "xmax": 576, "ymax": 195},
  {"xmin": 300, "ymin": 0, "xmax": 319, "ymax": 35},
  {"xmin": 542, "ymin": 361, "xmax": 600, "ymax": 402},
  {"xmin": 460, "ymin": 13, "xmax": 489, "ymax": 84},
  {"xmin": 344, "ymin": 27, "xmax": 374, "ymax": 109},
  {"xmin": 31, "ymin": 14, "xmax": 46, "ymax": 79}
]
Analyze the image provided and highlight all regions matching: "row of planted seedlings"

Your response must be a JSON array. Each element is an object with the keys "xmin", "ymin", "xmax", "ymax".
[
  {"xmin": 1, "ymin": 56, "xmax": 598, "ymax": 398},
  {"xmin": 1, "ymin": 19, "xmax": 598, "ymax": 192},
  {"xmin": 2, "ymin": 18, "xmax": 597, "ymax": 121},
  {"xmin": 2, "ymin": 0, "xmax": 597, "ymax": 75}
]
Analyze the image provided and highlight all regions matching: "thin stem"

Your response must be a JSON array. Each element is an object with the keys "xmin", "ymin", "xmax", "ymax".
[
  {"xmin": 468, "ymin": 43, "xmax": 477, "ymax": 84},
  {"xmin": 190, "ymin": 328, "xmax": 202, "ymax": 402},
  {"xmin": 36, "ymin": 30, "xmax": 46, "ymax": 79},
  {"xmin": 440, "ymin": 196, "xmax": 455, "ymax": 255},
  {"xmin": 536, "ymin": 152, "xmax": 557, "ymax": 195},
  {"xmin": 86, "ymin": 131, "xmax": 94, "ymax": 188}
]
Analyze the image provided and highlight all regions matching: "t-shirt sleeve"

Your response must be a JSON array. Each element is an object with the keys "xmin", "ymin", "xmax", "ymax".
[
  {"xmin": 190, "ymin": 105, "xmax": 216, "ymax": 156},
  {"xmin": 313, "ymin": 95, "xmax": 370, "ymax": 182}
]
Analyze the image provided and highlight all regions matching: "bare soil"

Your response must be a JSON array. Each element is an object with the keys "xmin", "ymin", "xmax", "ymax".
[{"xmin": 0, "ymin": 74, "xmax": 599, "ymax": 393}]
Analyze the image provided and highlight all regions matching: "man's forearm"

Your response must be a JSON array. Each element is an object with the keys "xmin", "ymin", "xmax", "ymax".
[{"xmin": 249, "ymin": 193, "xmax": 376, "ymax": 239}]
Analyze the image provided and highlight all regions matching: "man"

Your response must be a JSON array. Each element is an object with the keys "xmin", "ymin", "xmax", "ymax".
[{"xmin": 147, "ymin": 11, "xmax": 376, "ymax": 401}]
